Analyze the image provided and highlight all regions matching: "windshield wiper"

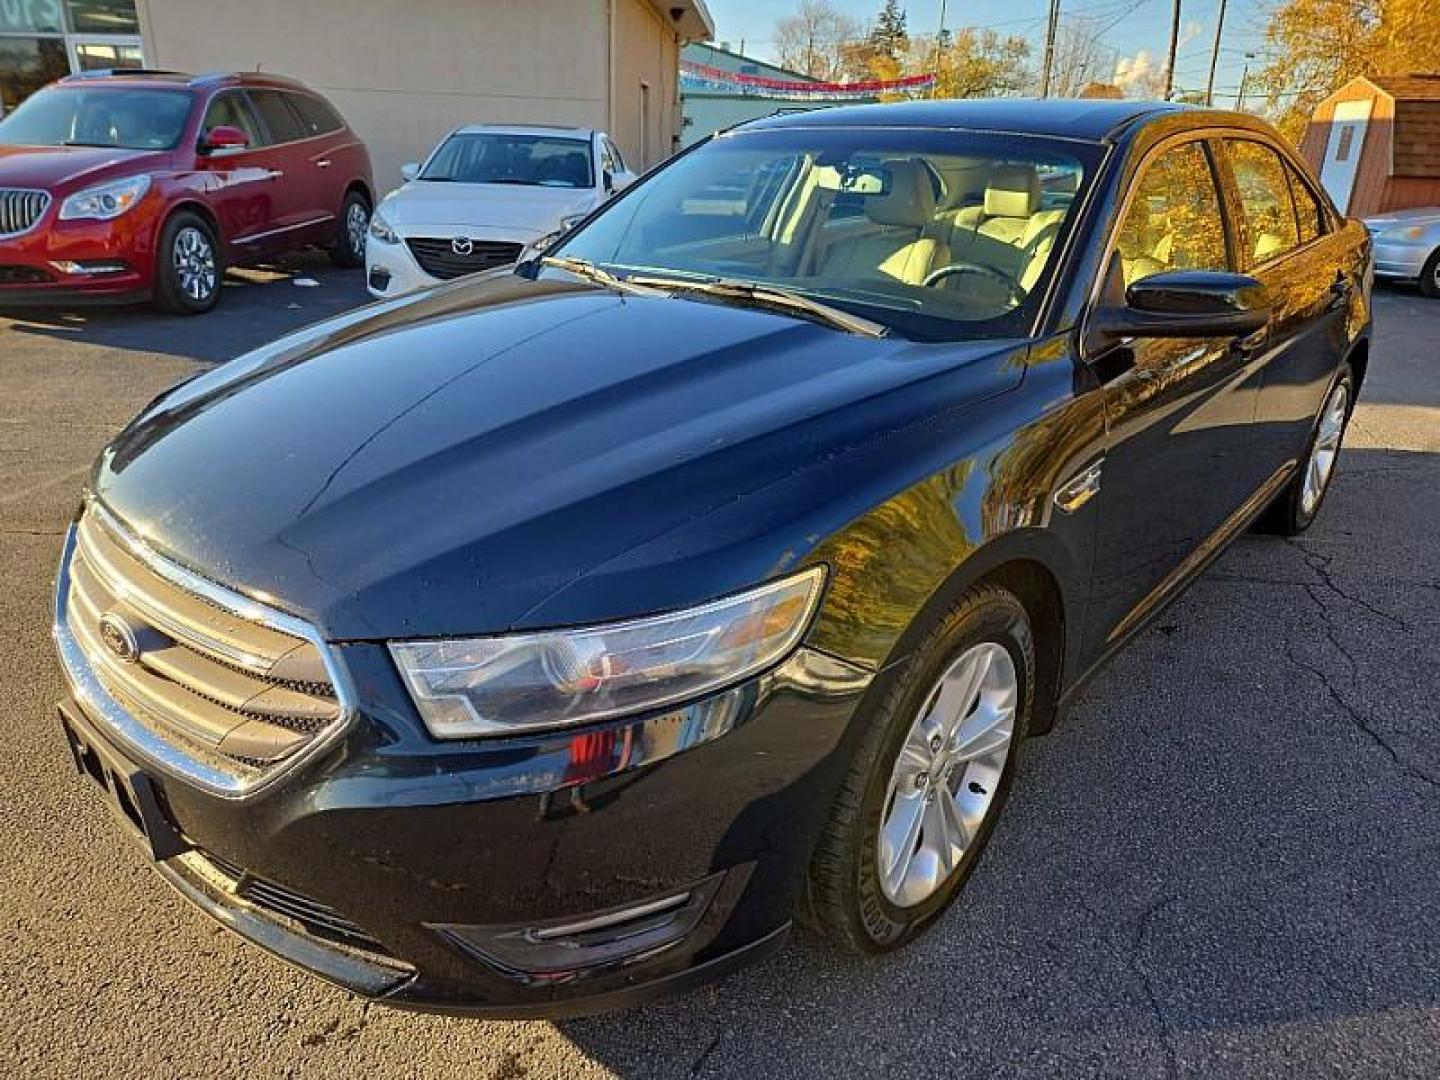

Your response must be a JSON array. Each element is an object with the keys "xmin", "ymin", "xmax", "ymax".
[
  {"xmin": 540, "ymin": 255, "xmax": 666, "ymax": 297},
  {"xmin": 626, "ymin": 275, "xmax": 888, "ymax": 338}
]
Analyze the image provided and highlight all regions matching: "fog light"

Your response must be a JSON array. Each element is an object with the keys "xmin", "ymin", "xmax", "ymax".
[
  {"xmin": 50, "ymin": 260, "xmax": 128, "ymax": 276},
  {"xmin": 431, "ymin": 868, "xmax": 743, "ymax": 984},
  {"xmin": 368, "ymin": 266, "xmax": 391, "ymax": 291}
]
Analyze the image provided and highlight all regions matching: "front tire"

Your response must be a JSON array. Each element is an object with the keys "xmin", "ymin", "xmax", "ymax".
[
  {"xmin": 805, "ymin": 585, "xmax": 1034, "ymax": 953},
  {"xmin": 154, "ymin": 211, "xmax": 222, "ymax": 315},
  {"xmin": 329, "ymin": 189, "xmax": 370, "ymax": 268},
  {"xmin": 1262, "ymin": 364, "xmax": 1354, "ymax": 535},
  {"xmin": 1420, "ymin": 249, "xmax": 1440, "ymax": 299}
]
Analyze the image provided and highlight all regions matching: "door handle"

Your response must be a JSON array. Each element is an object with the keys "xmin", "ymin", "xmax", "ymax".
[
  {"xmin": 1326, "ymin": 273, "xmax": 1353, "ymax": 311},
  {"xmin": 316, "ymin": 159, "xmax": 332, "ymax": 169}
]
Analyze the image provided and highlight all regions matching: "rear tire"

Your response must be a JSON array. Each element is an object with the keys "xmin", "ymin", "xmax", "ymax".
[
  {"xmin": 329, "ymin": 189, "xmax": 370, "ymax": 268},
  {"xmin": 804, "ymin": 585, "xmax": 1034, "ymax": 954},
  {"xmin": 1261, "ymin": 363, "xmax": 1354, "ymax": 536},
  {"xmin": 154, "ymin": 211, "xmax": 221, "ymax": 315},
  {"xmin": 1420, "ymin": 250, "xmax": 1440, "ymax": 299}
]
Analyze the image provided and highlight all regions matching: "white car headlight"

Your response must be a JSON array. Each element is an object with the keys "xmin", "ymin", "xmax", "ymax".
[
  {"xmin": 369, "ymin": 210, "xmax": 401, "ymax": 245},
  {"xmin": 58, "ymin": 176, "xmax": 151, "ymax": 221},
  {"xmin": 390, "ymin": 567, "xmax": 826, "ymax": 738}
]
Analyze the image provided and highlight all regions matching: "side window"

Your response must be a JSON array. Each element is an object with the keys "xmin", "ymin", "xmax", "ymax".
[
  {"xmin": 1285, "ymin": 161, "xmax": 1325, "ymax": 244},
  {"xmin": 288, "ymin": 93, "xmax": 344, "ymax": 137},
  {"xmin": 1227, "ymin": 140, "xmax": 1302, "ymax": 265},
  {"xmin": 1114, "ymin": 141, "xmax": 1230, "ymax": 286},
  {"xmin": 200, "ymin": 91, "xmax": 264, "ymax": 147},
  {"xmin": 247, "ymin": 89, "xmax": 305, "ymax": 145}
]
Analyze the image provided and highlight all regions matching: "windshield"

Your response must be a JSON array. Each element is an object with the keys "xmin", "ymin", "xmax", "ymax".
[
  {"xmin": 552, "ymin": 127, "xmax": 1097, "ymax": 340},
  {"xmin": 422, "ymin": 133, "xmax": 594, "ymax": 188},
  {"xmin": 0, "ymin": 86, "xmax": 194, "ymax": 150}
]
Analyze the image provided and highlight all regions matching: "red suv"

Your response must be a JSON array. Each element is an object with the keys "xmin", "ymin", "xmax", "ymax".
[{"xmin": 0, "ymin": 70, "xmax": 373, "ymax": 314}]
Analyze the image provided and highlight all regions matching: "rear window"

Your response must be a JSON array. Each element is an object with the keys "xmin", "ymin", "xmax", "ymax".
[
  {"xmin": 288, "ymin": 93, "xmax": 344, "ymax": 137},
  {"xmin": 247, "ymin": 89, "xmax": 305, "ymax": 144}
]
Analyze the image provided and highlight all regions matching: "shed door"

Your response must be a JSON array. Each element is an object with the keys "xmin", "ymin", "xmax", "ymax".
[{"xmin": 1318, "ymin": 99, "xmax": 1372, "ymax": 215}]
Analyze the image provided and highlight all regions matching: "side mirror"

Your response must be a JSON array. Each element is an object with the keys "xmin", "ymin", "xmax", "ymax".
[
  {"xmin": 400, "ymin": 162, "xmax": 420, "ymax": 182},
  {"xmin": 200, "ymin": 125, "xmax": 250, "ymax": 154},
  {"xmin": 1088, "ymin": 263, "xmax": 1269, "ymax": 354}
]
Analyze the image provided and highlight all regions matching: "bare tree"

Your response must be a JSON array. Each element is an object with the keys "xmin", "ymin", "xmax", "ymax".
[
  {"xmin": 775, "ymin": 0, "xmax": 864, "ymax": 82},
  {"xmin": 1044, "ymin": 16, "xmax": 1121, "ymax": 98}
]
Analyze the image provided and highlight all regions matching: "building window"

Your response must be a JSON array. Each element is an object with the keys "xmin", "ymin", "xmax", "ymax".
[
  {"xmin": 73, "ymin": 39, "xmax": 142, "ymax": 70},
  {"xmin": 66, "ymin": 0, "xmax": 139, "ymax": 35},
  {"xmin": 0, "ymin": 1, "xmax": 64, "ymax": 33},
  {"xmin": 0, "ymin": 36, "xmax": 68, "ymax": 112}
]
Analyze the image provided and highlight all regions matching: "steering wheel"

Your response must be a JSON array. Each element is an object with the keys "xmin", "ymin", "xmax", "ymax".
[{"xmin": 922, "ymin": 262, "xmax": 1026, "ymax": 306}]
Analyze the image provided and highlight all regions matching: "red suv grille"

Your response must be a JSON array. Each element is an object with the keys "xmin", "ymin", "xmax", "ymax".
[{"xmin": 0, "ymin": 189, "xmax": 50, "ymax": 238}]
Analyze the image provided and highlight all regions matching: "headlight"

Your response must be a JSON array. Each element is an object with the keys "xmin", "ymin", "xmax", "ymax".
[
  {"xmin": 369, "ymin": 210, "xmax": 400, "ymax": 244},
  {"xmin": 390, "ymin": 567, "xmax": 826, "ymax": 738},
  {"xmin": 58, "ymin": 176, "xmax": 151, "ymax": 221},
  {"xmin": 1379, "ymin": 225, "xmax": 1428, "ymax": 242}
]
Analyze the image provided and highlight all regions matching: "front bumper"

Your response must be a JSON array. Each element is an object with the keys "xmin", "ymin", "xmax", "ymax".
[
  {"xmin": 365, "ymin": 237, "xmax": 436, "ymax": 298},
  {"xmin": 53, "ymin": 530, "xmax": 871, "ymax": 1014},
  {"xmin": 1368, "ymin": 235, "xmax": 1434, "ymax": 280},
  {"xmin": 0, "ymin": 205, "xmax": 156, "ymax": 305}
]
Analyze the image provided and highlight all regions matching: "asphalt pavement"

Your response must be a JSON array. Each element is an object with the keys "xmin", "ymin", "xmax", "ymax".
[{"xmin": 1, "ymin": 268, "xmax": 1437, "ymax": 1079}]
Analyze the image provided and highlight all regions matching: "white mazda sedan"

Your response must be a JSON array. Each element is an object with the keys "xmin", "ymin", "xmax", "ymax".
[{"xmin": 365, "ymin": 124, "xmax": 635, "ymax": 297}]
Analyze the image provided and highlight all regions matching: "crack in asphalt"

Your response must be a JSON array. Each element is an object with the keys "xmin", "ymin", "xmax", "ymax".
[
  {"xmin": 689, "ymin": 1030, "xmax": 724, "ymax": 1077},
  {"xmin": 1286, "ymin": 538, "xmax": 1412, "ymax": 633}
]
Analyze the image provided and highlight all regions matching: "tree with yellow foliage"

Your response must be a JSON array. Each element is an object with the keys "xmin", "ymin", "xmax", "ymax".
[{"xmin": 1257, "ymin": 0, "xmax": 1440, "ymax": 141}]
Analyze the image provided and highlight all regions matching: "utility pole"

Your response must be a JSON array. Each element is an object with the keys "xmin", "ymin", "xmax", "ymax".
[
  {"xmin": 1164, "ymin": 0, "xmax": 1182, "ymax": 101},
  {"xmin": 1236, "ymin": 51, "xmax": 1256, "ymax": 110},
  {"xmin": 1204, "ymin": 0, "xmax": 1227, "ymax": 106},
  {"xmin": 1041, "ymin": 0, "xmax": 1061, "ymax": 97},
  {"xmin": 931, "ymin": 0, "xmax": 948, "ymax": 98}
]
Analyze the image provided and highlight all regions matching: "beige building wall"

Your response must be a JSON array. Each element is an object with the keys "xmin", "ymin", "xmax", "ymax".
[
  {"xmin": 611, "ymin": 0, "xmax": 681, "ymax": 170},
  {"xmin": 137, "ymin": 0, "xmax": 616, "ymax": 189}
]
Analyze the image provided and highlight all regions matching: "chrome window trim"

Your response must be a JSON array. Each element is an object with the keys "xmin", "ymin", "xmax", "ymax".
[
  {"xmin": 0, "ymin": 188, "xmax": 53, "ymax": 240},
  {"xmin": 52, "ymin": 501, "xmax": 358, "ymax": 800}
]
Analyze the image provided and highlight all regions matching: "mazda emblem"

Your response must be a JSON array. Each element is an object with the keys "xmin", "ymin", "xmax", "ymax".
[
  {"xmin": 98, "ymin": 612, "xmax": 140, "ymax": 665},
  {"xmin": 451, "ymin": 237, "xmax": 474, "ymax": 257}
]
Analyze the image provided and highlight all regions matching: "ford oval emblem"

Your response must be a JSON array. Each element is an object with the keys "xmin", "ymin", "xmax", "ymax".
[
  {"xmin": 452, "ymin": 237, "xmax": 474, "ymax": 256},
  {"xmin": 98, "ymin": 612, "xmax": 140, "ymax": 665}
]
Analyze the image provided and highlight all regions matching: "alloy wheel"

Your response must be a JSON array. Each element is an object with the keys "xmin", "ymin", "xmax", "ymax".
[
  {"xmin": 877, "ymin": 642, "xmax": 1018, "ymax": 908},
  {"xmin": 1300, "ymin": 381, "xmax": 1349, "ymax": 516},
  {"xmin": 346, "ymin": 201, "xmax": 370, "ymax": 259},
  {"xmin": 173, "ymin": 226, "xmax": 217, "ymax": 303}
]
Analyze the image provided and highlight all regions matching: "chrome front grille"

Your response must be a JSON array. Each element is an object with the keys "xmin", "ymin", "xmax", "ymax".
[
  {"xmin": 0, "ymin": 188, "xmax": 50, "ymax": 238},
  {"xmin": 55, "ymin": 506, "xmax": 351, "ymax": 797}
]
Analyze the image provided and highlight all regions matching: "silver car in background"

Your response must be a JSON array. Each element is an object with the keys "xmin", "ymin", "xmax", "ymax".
[{"xmin": 1364, "ymin": 208, "xmax": 1440, "ymax": 296}]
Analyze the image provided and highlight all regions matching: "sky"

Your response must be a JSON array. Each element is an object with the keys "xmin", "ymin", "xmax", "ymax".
[{"xmin": 705, "ymin": 0, "xmax": 1274, "ymax": 103}]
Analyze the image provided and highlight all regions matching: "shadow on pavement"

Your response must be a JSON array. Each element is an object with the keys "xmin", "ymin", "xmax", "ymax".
[{"xmin": 0, "ymin": 251, "xmax": 371, "ymax": 364}]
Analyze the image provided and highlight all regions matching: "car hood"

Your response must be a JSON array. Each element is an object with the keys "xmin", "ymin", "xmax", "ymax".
[
  {"xmin": 0, "ymin": 145, "xmax": 169, "ymax": 192},
  {"xmin": 93, "ymin": 274, "xmax": 1026, "ymax": 640},
  {"xmin": 1365, "ymin": 207, "xmax": 1440, "ymax": 230},
  {"xmin": 380, "ymin": 180, "xmax": 595, "ymax": 235}
]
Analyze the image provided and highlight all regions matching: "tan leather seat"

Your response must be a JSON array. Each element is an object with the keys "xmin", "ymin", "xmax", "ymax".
[
  {"xmin": 821, "ymin": 159, "xmax": 942, "ymax": 286},
  {"xmin": 947, "ymin": 166, "xmax": 1067, "ymax": 292}
]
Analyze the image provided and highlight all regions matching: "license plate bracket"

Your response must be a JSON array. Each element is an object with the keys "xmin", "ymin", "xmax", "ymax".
[{"xmin": 59, "ymin": 705, "xmax": 191, "ymax": 861}]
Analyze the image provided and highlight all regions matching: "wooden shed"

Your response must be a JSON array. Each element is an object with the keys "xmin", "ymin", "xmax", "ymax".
[{"xmin": 1299, "ymin": 74, "xmax": 1440, "ymax": 218}]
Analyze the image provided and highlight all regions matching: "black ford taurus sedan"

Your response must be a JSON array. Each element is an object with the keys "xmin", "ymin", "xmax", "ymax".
[{"xmin": 53, "ymin": 99, "xmax": 1371, "ymax": 1016}]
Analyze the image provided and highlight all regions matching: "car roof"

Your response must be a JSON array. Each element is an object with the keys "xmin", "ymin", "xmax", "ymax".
[
  {"xmin": 451, "ymin": 123, "xmax": 596, "ymax": 139},
  {"xmin": 742, "ymin": 98, "xmax": 1197, "ymax": 142},
  {"xmin": 57, "ymin": 70, "xmax": 312, "ymax": 93}
]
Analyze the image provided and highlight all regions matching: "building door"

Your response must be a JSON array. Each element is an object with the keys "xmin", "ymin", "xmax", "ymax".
[{"xmin": 1318, "ymin": 99, "xmax": 1372, "ymax": 215}]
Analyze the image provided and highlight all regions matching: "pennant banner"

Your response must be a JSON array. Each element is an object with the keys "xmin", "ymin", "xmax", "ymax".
[{"xmin": 681, "ymin": 61, "xmax": 935, "ymax": 100}]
